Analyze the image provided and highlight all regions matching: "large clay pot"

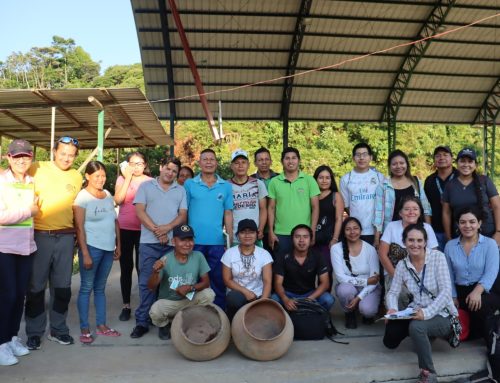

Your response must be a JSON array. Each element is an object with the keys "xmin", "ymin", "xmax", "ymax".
[
  {"xmin": 170, "ymin": 304, "xmax": 231, "ymax": 361},
  {"xmin": 231, "ymin": 299, "xmax": 294, "ymax": 361}
]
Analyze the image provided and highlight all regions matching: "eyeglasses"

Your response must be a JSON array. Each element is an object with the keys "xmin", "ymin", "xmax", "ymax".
[
  {"xmin": 354, "ymin": 152, "xmax": 370, "ymax": 159},
  {"xmin": 9, "ymin": 156, "xmax": 32, "ymax": 164},
  {"xmin": 129, "ymin": 161, "xmax": 145, "ymax": 167},
  {"xmin": 58, "ymin": 136, "xmax": 79, "ymax": 147}
]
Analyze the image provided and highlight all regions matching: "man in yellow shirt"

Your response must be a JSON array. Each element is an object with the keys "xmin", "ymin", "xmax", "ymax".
[{"xmin": 24, "ymin": 137, "xmax": 82, "ymax": 350}]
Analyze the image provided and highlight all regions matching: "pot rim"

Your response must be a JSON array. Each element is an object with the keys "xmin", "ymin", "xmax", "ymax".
[{"xmin": 242, "ymin": 299, "xmax": 287, "ymax": 341}]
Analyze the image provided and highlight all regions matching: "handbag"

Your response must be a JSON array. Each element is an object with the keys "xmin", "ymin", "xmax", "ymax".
[{"xmin": 404, "ymin": 261, "xmax": 462, "ymax": 348}]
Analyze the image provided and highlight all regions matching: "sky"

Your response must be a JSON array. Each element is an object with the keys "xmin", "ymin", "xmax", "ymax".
[{"xmin": 1, "ymin": 0, "xmax": 141, "ymax": 71}]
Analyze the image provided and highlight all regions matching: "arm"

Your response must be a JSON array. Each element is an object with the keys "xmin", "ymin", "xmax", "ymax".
[
  {"xmin": 308, "ymin": 272, "xmax": 329, "ymax": 300},
  {"xmin": 385, "ymin": 262, "xmax": 404, "ymax": 312},
  {"xmin": 258, "ymin": 197, "xmax": 267, "ymax": 240},
  {"xmin": 224, "ymin": 209, "xmax": 234, "ymax": 247},
  {"xmin": 261, "ymin": 263, "xmax": 272, "ymax": 299},
  {"xmin": 222, "ymin": 264, "xmax": 257, "ymax": 301},
  {"xmin": 153, "ymin": 209, "xmax": 188, "ymax": 239},
  {"xmin": 442, "ymin": 202, "xmax": 452, "ymax": 241},
  {"xmin": 274, "ymin": 273, "xmax": 296, "ymax": 311},
  {"xmin": 267, "ymin": 198, "xmax": 278, "ymax": 248},
  {"xmin": 478, "ymin": 238, "xmax": 500, "ymax": 293},
  {"xmin": 357, "ymin": 247, "xmax": 380, "ymax": 300},
  {"xmin": 489, "ymin": 195, "xmax": 500, "ymax": 246},
  {"xmin": 114, "ymin": 219, "xmax": 121, "ymax": 260},
  {"xmin": 113, "ymin": 172, "xmax": 132, "ymax": 205},
  {"xmin": 330, "ymin": 193, "xmax": 344, "ymax": 247},
  {"xmin": 339, "ymin": 174, "xmax": 350, "ymax": 215},
  {"xmin": 378, "ymin": 241, "xmax": 395, "ymax": 277},
  {"xmin": 73, "ymin": 205, "xmax": 92, "ymax": 270},
  {"xmin": 418, "ymin": 180, "xmax": 432, "ymax": 224},
  {"xmin": 444, "ymin": 245, "xmax": 458, "ymax": 299},
  {"xmin": 147, "ymin": 259, "xmax": 165, "ymax": 291},
  {"xmin": 177, "ymin": 273, "xmax": 211, "ymax": 298},
  {"xmin": 135, "ymin": 203, "xmax": 158, "ymax": 233},
  {"xmin": 310, "ymin": 195, "xmax": 319, "ymax": 245},
  {"xmin": 421, "ymin": 255, "xmax": 453, "ymax": 320}
]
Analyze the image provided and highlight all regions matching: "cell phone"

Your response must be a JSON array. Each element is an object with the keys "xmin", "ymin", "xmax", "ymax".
[{"xmin": 119, "ymin": 161, "xmax": 128, "ymax": 175}]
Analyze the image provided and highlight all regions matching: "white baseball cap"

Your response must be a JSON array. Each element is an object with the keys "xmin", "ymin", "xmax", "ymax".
[{"xmin": 231, "ymin": 149, "xmax": 249, "ymax": 162}]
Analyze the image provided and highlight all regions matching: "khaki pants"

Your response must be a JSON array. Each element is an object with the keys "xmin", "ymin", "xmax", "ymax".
[{"xmin": 149, "ymin": 288, "xmax": 216, "ymax": 327}]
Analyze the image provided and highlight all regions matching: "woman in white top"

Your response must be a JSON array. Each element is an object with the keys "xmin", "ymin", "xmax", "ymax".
[
  {"xmin": 331, "ymin": 217, "xmax": 380, "ymax": 329},
  {"xmin": 383, "ymin": 224, "xmax": 456, "ymax": 383},
  {"xmin": 222, "ymin": 219, "xmax": 273, "ymax": 320}
]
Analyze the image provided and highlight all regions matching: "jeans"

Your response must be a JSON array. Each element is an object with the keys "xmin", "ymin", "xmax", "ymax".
[
  {"xmin": 194, "ymin": 245, "xmax": 226, "ymax": 309},
  {"xmin": 383, "ymin": 316, "xmax": 452, "ymax": 373},
  {"xmin": 119, "ymin": 229, "xmax": 140, "ymax": 305},
  {"xmin": 271, "ymin": 290, "xmax": 335, "ymax": 311},
  {"xmin": 77, "ymin": 245, "xmax": 114, "ymax": 329},
  {"xmin": 135, "ymin": 243, "xmax": 173, "ymax": 327},
  {"xmin": 0, "ymin": 252, "xmax": 34, "ymax": 344}
]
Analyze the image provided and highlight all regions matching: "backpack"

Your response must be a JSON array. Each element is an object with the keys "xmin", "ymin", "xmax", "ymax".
[{"xmin": 288, "ymin": 298, "xmax": 347, "ymax": 344}]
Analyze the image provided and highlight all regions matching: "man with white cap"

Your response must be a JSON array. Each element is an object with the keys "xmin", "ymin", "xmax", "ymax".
[{"xmin": 229, "ymin": 149, "xmax": 268, "ymax": 245}]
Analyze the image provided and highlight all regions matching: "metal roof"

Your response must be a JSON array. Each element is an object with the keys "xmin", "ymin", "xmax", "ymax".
[
  {"xmin": 132, "ymin": 0, "xmax": 500, "ymax": 125},
  {"xmin": 0, "ymin": 88, "xmax": 172, "ymax": 149}
]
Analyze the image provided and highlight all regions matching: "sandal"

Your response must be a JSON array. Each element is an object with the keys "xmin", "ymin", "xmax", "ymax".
[
  {"xmin": 79, "ymin": 333, "xmax": 94, "ymax": 344},
  {"xmin": 96, "ymin": 328, "xmax": 121, "ymax": 337}
]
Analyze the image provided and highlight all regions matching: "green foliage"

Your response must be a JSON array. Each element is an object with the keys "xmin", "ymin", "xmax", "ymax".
[{"xmin": 93, "ymin": 63, "xmax": 145, "ymax": 92}]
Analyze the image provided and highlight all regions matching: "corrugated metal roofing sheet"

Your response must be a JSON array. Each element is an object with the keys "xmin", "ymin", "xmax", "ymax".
[{"xmin": 132, "ymin": 0, "xmax": 500, "ymax": 124}]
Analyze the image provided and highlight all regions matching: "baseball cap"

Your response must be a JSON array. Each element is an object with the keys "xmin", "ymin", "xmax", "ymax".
[
  {"xmin": 456, "ymin": 148, "xmax": 477, "ymax": 161},
  {"xmin": 231, "ymin": 149, "xmax": 249, "ymax": 162},
  {"xmin": 433, "ymin": 146, "xmax": 452, "ymax": 157},
  {"xmin": 8, "ymin": 139, "xmax": 33, "ymax": 157},
  {"xmin": 236, "ymin": 219, "xmax": 258, "ymax": 234},
  {"xmin": 172, "ymin": 224, "xmax": 195, "ymax": 239}
]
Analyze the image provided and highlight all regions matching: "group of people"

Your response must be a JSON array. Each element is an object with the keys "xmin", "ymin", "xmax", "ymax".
[{"xmin": 1, "ymin": 137, "xmax": 499, "ymax": 383}]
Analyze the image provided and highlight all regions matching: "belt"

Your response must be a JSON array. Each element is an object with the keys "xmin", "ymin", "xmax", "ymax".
[{"xmin": 35, "ymin": 229, "xmax": 76, "ymax": 235}]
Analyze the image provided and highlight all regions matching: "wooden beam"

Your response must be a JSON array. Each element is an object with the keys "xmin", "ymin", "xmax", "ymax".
[{"xmin": 0, "ymin": 110, "xmax": 50, "ymax": 136}]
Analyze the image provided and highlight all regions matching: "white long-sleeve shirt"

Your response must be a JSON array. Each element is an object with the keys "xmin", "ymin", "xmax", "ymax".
[{"xmin": 331, "ymin": 241, "xmax": 379, "ymax": 299}]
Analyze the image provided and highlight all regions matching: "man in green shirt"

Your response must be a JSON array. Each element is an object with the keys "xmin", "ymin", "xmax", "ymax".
[
  {"xmin": 148, "ymin": 224, "xmax": 215, "ymax": 340},
  {"xmin": 268, "ymin": 147, "xmax": 320, "ymax": 259}
]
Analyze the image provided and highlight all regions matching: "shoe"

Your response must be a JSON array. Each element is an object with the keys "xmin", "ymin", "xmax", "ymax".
[
  {"xmin": 47, "ymin": 333, "xmax": 74, "ymax": 345},
  {"xmin": 362, "ymin": 316, "xmax": 375, "ymax": 325},
  {"xmin": 26, "ymin": 336, "xmax": 41, "ymax": 350},
  {"xmin": 79, "ymin": 333, "xmax": 94, "ymax": 344},
  {"xmin": 158, "ymin": 325, "xmax": 171, "ymax": 340},
  {"xmin": 345, "ymin": 312, "xmax": 357, "ymax": 329},
  {"xmin": 8, "ymin": 336, "xmax": 29, "ymax": 356},
  {"xmin": 96, "ymin": 328, "xmax": 121, "ymax": 337},
  {"xmin": 0, "ymin": 343, "xmax": 18, "ymax": 366},
  {"xmin": 119, "ymin": 307, "xmax": 131, "ymax": 321},
  {"xmin": 416, "ymin": 369, "xmax": 438, "ymax": 383},
  {"xmin": 130, "ymin": 325, "xmax": 149, "ymax": 339}
]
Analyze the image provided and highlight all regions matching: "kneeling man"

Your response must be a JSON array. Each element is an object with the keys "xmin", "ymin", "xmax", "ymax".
[
  {"xmin": 272, "ymin": 224, "xmax": 334, "ymax": 312},
  {"xmin": 148, "ymin": 224, "xmax": 215, "ymax": 339}
]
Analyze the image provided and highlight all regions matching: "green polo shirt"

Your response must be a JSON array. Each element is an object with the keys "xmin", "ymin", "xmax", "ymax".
[{"xmin": 267, "ymin": 171, "xmax": 320, "ymax": 235}]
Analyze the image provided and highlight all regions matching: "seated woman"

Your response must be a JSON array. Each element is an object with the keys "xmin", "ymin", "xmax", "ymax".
[
  {"xmin": 445, "ymin": 206, "xmax": 500, "ymax": 341},
  {"xmin": 222, "ymin": 219, "xmax": 273, "ymax": 320},
  {"xmin": 379, "ymin": 196, "xmax": 439, "ymax": 294},
  {"xmin": 384, "ymin": 224, "xmax": 457, "ymax": 383},
  {"xmin": 331, "ymin": 217, "xmax": 381, "ymax": 329}
]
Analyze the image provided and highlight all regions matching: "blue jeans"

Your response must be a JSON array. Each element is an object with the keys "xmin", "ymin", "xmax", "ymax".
[
  {"xmin": 435, "ymin": 232, "xmax": 447, "ymax": 252},
  {"xmin": 194, "ymin": 245, "xmax": 226, "ymax": 309},
  {"xmin": 77, "ymin": 245, "xmax": 114, "ymax": 329},
  {"xmin": 271, "ymin": 290, "xmax": 335, "ymax": 311},
  {"xmin": 135, "ymin": 243, "xmax": 173, "ymax": 327}
]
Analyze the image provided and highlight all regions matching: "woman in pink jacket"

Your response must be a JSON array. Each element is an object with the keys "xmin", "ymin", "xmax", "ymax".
[{"xmin": 0, "ymin": 140, "xmax": 39, "ymax": 366}]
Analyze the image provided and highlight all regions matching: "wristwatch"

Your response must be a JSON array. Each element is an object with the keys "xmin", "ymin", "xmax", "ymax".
[{"xmin": 190, "ymin": 285, "xmax": 196, "ymax": 293}]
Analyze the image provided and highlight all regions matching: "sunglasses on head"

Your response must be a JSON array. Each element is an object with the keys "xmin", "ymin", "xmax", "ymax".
[{"xmin": 58, "ymin": 136, "xmax": 79, "ymax": 147}]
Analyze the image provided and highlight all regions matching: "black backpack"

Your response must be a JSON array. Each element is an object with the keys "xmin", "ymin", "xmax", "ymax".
[{"xmin": 288, "ymin": 298, "xmax": 347, "ymax": 343}]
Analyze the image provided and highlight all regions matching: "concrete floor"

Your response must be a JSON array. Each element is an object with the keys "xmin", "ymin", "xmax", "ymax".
[{"xmin": 2, "ymin": 263, "xmax": 487, "ymax": 383}]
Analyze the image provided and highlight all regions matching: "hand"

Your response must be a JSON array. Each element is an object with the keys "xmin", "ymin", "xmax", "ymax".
[
  {"xmin": 412, "ymin": 309, "xmax": 425, "ymax": 321},
  {"xmin": 493, "ymin": 232, "xmax": 500, "ymax": 247},
  {"xmin": 269, "ymin": 232, "xmax": 279, "ymax": 249},
  {"xmin": 122, "ymin": 165, "xmax": 134, "ymax": 179},
  {"xmin": 367, "ymin": 274, "xmax": 380, "ymax": 285},
  {"xmin": 453, "ymin": 298, "xmax": 459, "ymax": 309},
  {"xmin": 385, "ymin": 309, "xmax": 397, "ymax": 324},
  {"xmin": 176, "ymin": 284, "xmax": 192, "ymax": 298},
  {"xmin": 329, "ymin": 237, "xmax": 339, "ymax": 248},
  {"xmin": 152, "ymin": 259, "xmax": 165, "ymax": 272},
  {"xmin": 82, "ymin": 253, "xmax": 93, "ymax": 270},
  {"xmin": 243, "ymin": 290, "xmax": 257, "ymax": 302},
  {"xmin": 346, "ymin": 296, "xmax": 361, "ymax": 310},
  {"xmin": 466, "ymin": 291, "xmax": 482, "ymax": 311},
  {"xmin": 30, "ymin": 196, "xmax": 39, "ymax": 217},
  {"xmin": 311, "ymin": 232, "xmax": 316, "ymax": 247},
  {"xmin": 114, "ymin": 247, "xmax": 121, "ymax": 260},
  {"xmin": 257, "ymin": 229, "xmax": 264, "ymax": 240},
  {"xmin": 158, "ymin": 234, "xmax": 169, "ymax": 245},
  {"xmin": 153, "ymin": 224, "xmax": 170, "ymax": 238},
  {"xmin": 283, "ymin": 297, "xmax": 297, "ymax": 311}
]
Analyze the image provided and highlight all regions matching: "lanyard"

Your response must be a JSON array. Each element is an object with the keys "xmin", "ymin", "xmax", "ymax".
[
  {"xmin": 435, "ymin": 172, "xmax": 455, "ymax": 196},
  {"xmin": 419, "ymin": 264, "xmax": 427, "ymax": 296}
]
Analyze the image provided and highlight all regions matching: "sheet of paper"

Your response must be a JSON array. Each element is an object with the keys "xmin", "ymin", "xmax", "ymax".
[{"xmin": 384, "ymin": 307, "xmax": 416, "ymax": 320}]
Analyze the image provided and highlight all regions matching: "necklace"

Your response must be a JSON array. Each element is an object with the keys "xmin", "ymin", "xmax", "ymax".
[{"xmin": 239, "ymin": 247, "xmax": 255, "ymax": 271}]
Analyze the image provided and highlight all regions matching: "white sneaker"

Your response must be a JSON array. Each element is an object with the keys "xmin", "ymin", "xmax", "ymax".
[
  {"xmin": 0, "ymin": 343, "xmax": 19, "ymax": 366},
  {"xmin": 9, "ymin": 336, "xmax": 30, "ymax": 357}
]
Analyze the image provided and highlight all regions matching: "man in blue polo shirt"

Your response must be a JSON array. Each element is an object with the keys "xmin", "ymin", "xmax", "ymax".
[
  {"xmin": 130, "ymin": 157, "xmax": 187, "ymax": 338},
  {"xmin": 184, "ymin": 149, "xmax": 233, "ymax": 308}
]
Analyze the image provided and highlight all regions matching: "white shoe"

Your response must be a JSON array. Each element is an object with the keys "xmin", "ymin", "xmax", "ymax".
[
  {"xmin": 0, "ymin": 343, "xmax": 19, "ymax": 366},
  {"xmin": 9, "ymin": 336, "xmax": 30, "ymax": 357}
]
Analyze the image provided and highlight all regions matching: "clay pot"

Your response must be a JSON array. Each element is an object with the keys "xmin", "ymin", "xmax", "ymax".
[
  {"xmin": 170, "ymin": 304, "xmax": 231, "ymax": 361},
  {"xmin": 231, "ymin": 299, "xmax": 294, "ymax": 361}
]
